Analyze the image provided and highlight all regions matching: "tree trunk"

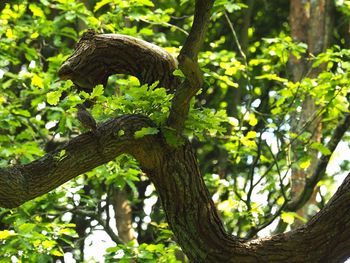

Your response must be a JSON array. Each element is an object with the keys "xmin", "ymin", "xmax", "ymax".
[
  {"xmin": 111, "ymin": 188, "xmax": 136, "ymax": 243},
  {"xmin": 289, "ymin": 0, "xmax": 333, "ymax": 227},
  {"xmin": 145, "ymin": 140, "xmax": 350, "ymax": 262}
]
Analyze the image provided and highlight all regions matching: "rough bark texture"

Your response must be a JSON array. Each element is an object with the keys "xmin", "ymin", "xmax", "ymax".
[
  {"xmin": 1, "ymin": 0, "xmax": 350, "ymax": 262},
  {"xmin": 58, "ymin": 30, "xmax": 178, "ymax": 92}
]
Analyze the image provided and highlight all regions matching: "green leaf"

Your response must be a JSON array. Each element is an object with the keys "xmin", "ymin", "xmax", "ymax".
[
  {"xmin": 310, "ymin": 142, "xmax": 332, "ymax": 156},
  {"xmin": 42, "ymin": 239, "xmax": 56, "ymax": 249},
  {"xmin": 173, "ymin": 69, "xmax": 185, "ymax": 78},
  {"xmin": 246, "ymin": 131, "xmax": 256, "ymax": 139},
  {"xmin": 29, "ymin": 4, "xmax": 45, "ymax": 18},
  {"xmin": 135, "ymin": 0, "xmax": 155, "ymax": 7},
  {"xmin": 18, "ymin": 223, "xmax": 36, "ymax": 234},
  {"xmin": 94, "ymin": 0, "xmax": 114, "ymax": 12},
  {"xmin": 0, "ymin": 230, "xmax": 16, "ymax": 240},
  {"xmin": 134, "ymin": 127, "xmax": 159, "ymax": 139},
  {"xmin": 281, "ymin": 212, "xmax": 295, "ymax": 224},
  {"xmin": 248, "ymin": 113, "xmax": 258, "ymax": 126},
  {"xmin": 51, "ymin": 249, "xmax": 64, "ymax": 257},
  {"xmin": 117, "ymin": 130, "xmax": 125, "ymax": 137},
  {"xmin": 90, "ymin": 85, "xmax": 104, "ymax": 99},
  {"xmin": 163, "ymin": 127, "xmax": 181, "ymax": 147},
  {"xmin": 256, "ymin": 73, "xmax": 288, "ymax": 83},
  {"xmin": 300, "ymin": 157, "xmax": 311, "ymax": 169},
  {"xmin": 47, "ymin": 91, "xmax": 62, "ymax": 105},
  {"xmin": 32, "ymin": 74, "xmax": 44, "ymax": 88},
  {"xmin": 55, "ymin": 150, "xmax": 67, "ymax": 161},
  {"xmin": 13, "ymin": 109, "xmax": 31, "ymax": 117}
]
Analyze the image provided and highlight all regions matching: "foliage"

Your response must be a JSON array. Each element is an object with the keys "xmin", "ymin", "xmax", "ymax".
[
  {"xmin": 1, "ymin": 0, "xmax": 350, "ymax": 261},
  {"xmin": 105, "ymin": 242, "xmax": 181, "ymax": 263}
]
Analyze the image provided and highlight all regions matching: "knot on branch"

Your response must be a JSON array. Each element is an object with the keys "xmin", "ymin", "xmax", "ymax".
[{"xmin": 58, "ymin": 32, "xmax": 179, "ymax": 93}]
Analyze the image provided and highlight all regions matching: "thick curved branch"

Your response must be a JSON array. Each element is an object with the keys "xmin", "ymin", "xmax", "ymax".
[
  {"xmin": 58, "ymin": 30, "xmax": 178, "ymax": 92},
  {"xmin": 240, "ymin": 176, "xmax": 350, "ymax": 263},
  {"xmin": 2, "ymin": 112, "xmax": 350, "ymax": 261},
  {"xmin": 147, "ymin": 139, "xmax": 350, "ymax": 262},
  {"xmin": 0, "ymin": 115, "xmax": 161, "ymax": 208}
]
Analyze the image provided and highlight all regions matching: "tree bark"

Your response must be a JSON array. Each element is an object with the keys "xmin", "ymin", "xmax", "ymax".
[{"xmin": 1, "ymin": 112, "xmax": 350, "ymax": 262}]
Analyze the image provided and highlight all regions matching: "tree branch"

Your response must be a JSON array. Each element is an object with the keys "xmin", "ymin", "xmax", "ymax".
[
  {"xmin": 58, "ymin": 30, "xmax": 178, "ymax": 92},
  {"xmin": 0, "ymin": 115, "xmax": 161, "ymax": 208},
  {"xmin": 73, "ymin": 208, "xmax": 124, "ymax": 245},
  {"xmin": 167, "ymin": 0, "xmax": 215, "ymax": 134}
]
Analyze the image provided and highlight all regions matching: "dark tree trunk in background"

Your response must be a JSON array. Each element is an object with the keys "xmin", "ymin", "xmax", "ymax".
[
  {"xmin": 288, "ymin": 0, "xmax": 334, "ymax": 228},
  {"xmin": 111, "ymin": 188, "xmax": 136, "ymax": 243}
]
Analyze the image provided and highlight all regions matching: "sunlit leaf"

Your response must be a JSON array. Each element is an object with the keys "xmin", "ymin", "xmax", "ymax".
[
  {"xmin": 32, "ymin": 74, "xmax": 44, "ymax": 88},
  {"xmin": 134, "ymin": 127, "xmax": 159, "ymax": 139},
  {"xmin": 310, "ymin": 142, "xmax": 332, "ymax": 156},
  {"xmin": 281, "ymin": 212, "xmax": 295, "ymax": 224},
  {"xmin": 29, "ymin": 4, "xmax": 45, "ymax": 18},
  {"xmin": 0, "ymin": 230, "xmax": 16, "ymax": 240},
  {"xmin": 47, "ymin": 91, "xmax": 62, "ymax": 105}
]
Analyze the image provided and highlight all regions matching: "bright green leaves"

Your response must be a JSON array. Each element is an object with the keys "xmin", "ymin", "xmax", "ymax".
[
  {"xmin": 310, "ymin": 142, "xmax": 332, "ymax": 156},
  {"xmin": 335, "ymin": 0, "xmax": 350, "ymax": 18},
  {"xmin": 96, "ymin": 155, "xmax": 142, "ymax": 190},
  {"xmin": 105, "ymin": 242, "xmax": 181, "ymax": 263},
  {"xmin": 262, "ymin": 35, "xmax": 307, "ymax": 61},
  {"xmin": 134, "ymin": 127, "xmax": 159, "ymax": 139},
  {"xmin": 99, "ymin": 81, "xmax": 173, "ymax": 125},
  {"xmin": 54, "ymin": 149, "xmax": 67, "ymax": 161},
  {"xmin": 0, "ymin": 230, "xmax": 16, "ymax": 240},
  {"xmin": 47, "ymin": 91, "xmax": 62, "ymax": 105},
  {"xmin": 213, "ymin": 0, "xmax": 247, "ymax": 13},
  {"xmin": 200, "ymin": 50, "xmax": 244, "ymax": 92},
  {"xmin": 90, "ymin": 84, "xmax": 104, "ymax": 99},
  {"xmin": 247, "ymin": 113, "xmax": 258, "ymax": 127},
  {"xmin": 256, "ymin": 73, "xmax": 288, "ymax": 83},
  {"xmin": 299, "ymin": 156, "xmax": 312, "ymax": 170},
  {"xmin": 29, "ymin": 3, "xmax": 45, "ymax": 18},
  {"xmin": 172, "ymin": 69, "xmax": 185, "ymax": 78},
  {"xmin": 281, "ymin": 212, "xmax": 306, "ymax": 224},
  {"xmin": 94, "ymin": 0, "xmax": 154, "ymax": 12},
  {"xmin": 134, "ymin": 0, "xmax": 155, "ymax": 7},
  {"xmin": 0, "ymin": 201, "xmax": 77, "ymax": 261},
  {"xmin": 92, "ymin": 0, "xmax": 181, "ymax": 43},
  {"xmin": 94, "ymin": 0, "xmax": 115, "ymax": 12},
  {"xmin": 185, "ymin": 108, "xmax": 227, "ymax": 141}
]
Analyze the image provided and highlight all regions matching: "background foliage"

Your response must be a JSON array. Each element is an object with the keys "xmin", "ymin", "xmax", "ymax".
[{"xmin": 0, "ymin": 0, "xmax": 350, "ymax": 262}]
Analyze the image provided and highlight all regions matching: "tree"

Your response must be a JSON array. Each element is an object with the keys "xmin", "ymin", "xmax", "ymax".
[{"xmin": 1, "ymin": 0, "xmax": 350, "ymax": 262}]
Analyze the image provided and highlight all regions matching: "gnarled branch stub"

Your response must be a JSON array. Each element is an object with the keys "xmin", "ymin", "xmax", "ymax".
[{"xmin": 58, "ymin": 30, "xmax": 179, "ymax": 92}]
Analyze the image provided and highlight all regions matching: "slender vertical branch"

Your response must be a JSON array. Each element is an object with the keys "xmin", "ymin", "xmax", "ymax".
[{"xmin": 167, "ymin": 0, "xmax": 215, "ymax": 134}]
